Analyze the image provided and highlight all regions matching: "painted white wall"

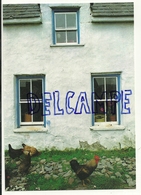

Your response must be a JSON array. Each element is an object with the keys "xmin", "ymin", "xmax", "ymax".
[{"xmin": 3, "ymin": 4, "xmax": 134, "ymax": 151}]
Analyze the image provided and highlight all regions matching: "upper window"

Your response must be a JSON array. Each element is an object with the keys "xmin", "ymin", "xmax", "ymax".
[
  {"xmin": 16, "ymin": 75, "xmax": 45, "ymax": 127},
  {"xmin": 52, "ymin": 8, "xmax": 80, "ymax": 45},
  {"xmin": 91, "ymin": 74, "xmax": 120, "ymax": 125}
]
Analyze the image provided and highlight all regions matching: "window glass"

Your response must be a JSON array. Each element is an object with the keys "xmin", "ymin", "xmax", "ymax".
[
  {"xmin": 106, "ymin": 101, "xmax": 117, "ymax": 122},
  {"xmin": 106, "ymin": 78, "xmax": 116, "ymax": 99},
  {"xmin": 20, "ymin": 80, "xmax": 30, "ymax": 99},
  {"xmin": 53, "ymin": 10, "xmax": 79, "ymax": 44},
  {"xmin": 56, "ymin": 31, "xmax": 66, "ymax": 43},
  {"xmin": 66, "ymin": 13, "xmax": 76, "ymax": 28},
  {"xmin": 93, "ymin": 76, "xmax": 119, "ymax": 124},
  {"xmin": 94, "ymin": 78, "xmax": 105, "ymax": 99},
  {"xmin": 19, "ymin": 78, "xmax": 43, "ymax": 125},
  {"xmin": 33, "ymin": 103, "xmax": 43, "ymax": 122},
  {"xmin": 21, "ymin": 103, "xmax": 31, "ymax": 122},
  {"xmin": 94, "ymin": 101, "xmax": 105, "ymax": 123},
  {"xmin": 67, "ymin": 31, "xmax": 76, "ymax": 42},
  {"xmin": 32, "ymin": 80, "xmax": 42, "ymax": 99},
  {"xmin": 55, "ymin": 14, "xmax": 65, "ymax": 29}
]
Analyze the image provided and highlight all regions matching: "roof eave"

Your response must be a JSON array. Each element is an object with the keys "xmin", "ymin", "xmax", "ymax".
[
  {"xmin": 91, "ymin": 16, "xmax": 134, "ymax": 23},
  {"xmin": 3, "ymin": 16, "xmax": 42, "ymax": 25}
]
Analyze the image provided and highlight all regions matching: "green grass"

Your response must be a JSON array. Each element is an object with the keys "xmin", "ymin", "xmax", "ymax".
[
  {"xmin": 26, "ymin": 174, "xmax": 70, "ymax": 190},
  {"xmin": 31, "ymin": 147, "xmax": 135, "ymax": 164},
  {"xmin": 5, "ymin": 147, "xmax": 135, "ymax": 190}
]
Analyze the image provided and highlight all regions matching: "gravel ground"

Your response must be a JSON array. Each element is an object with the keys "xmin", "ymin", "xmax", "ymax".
[{"xmin": 5, "ymin": 155, "xmax": 136, "ymax": 191}]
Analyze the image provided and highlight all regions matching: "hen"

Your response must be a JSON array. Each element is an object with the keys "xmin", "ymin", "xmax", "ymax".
[
  {"xmin": 70, "ymin": 155, "xmax": 100, "ymax": 186},
  {"xmin": 22, "ymin": 143, "xmax": 40, "ymax": 156},
  {"xmin": 8, "ymin": 144, "xmax": 23, "ymax": 159},
  {"xmin": 18, "ymin": 152, "xmax": 31, "ymax": 174}
]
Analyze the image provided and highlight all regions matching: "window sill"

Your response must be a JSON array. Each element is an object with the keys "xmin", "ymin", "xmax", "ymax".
[
  {"xmin": 90, "ymin": 124, "xmax": 125, "ymax": 131},
  {"xmin": 14, "ymin": 126, "xmax": 48, "ymax": 133},
  {"xmin": 50, "ymin": 43, "xmax": 85, "ymax": 47}
]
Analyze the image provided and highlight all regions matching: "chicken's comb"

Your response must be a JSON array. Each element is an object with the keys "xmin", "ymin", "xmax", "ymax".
[{"xmin": 94, "ymin": 155, "xmax": 100, "ymax": 160}]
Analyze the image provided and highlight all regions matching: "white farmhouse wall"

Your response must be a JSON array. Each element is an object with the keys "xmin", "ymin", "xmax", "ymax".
[{"xmin": 3, "ymin": 4, "xmax": 134, "ymax": 151}]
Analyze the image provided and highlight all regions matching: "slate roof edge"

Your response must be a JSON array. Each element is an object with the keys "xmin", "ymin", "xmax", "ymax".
[
  {"xmin": 49, "ymin": 5, "xmax": 81, "ymax": 9},
  {"xmin": 3, "ymin": 16, "xmax": 42, "ymax": 25},
  {"xmin": 91, "ymin": 16, "xmax": 134, "ymax": 23}
]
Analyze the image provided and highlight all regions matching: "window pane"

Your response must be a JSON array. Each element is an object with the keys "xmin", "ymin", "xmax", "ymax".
[
  {"xmin": 66, "ymin": 13, "xmax": 76, "ymax": 28},
  {"xmin": 32, "ymin": 80, "xmax": 42, "ymax": 99},
  {"xmin": 33, "ymin": 103, "xmax": 43, "ymax": 122},
  {"xmin": 106, "ymin": 101, "xmax": 117, "ymax": 122},
  {"xmin": 20, "ymin": 80, "xmax": 30, "ymax": 99},
  {"xmin": 106, "ymin": 78, "xmax": 116, "ymax": 99},
  {"xmin": 94, "ymin": 78, "xmax": 105, "ymax": 99},
  {"xmin": 67, "ymin": 31, "xmax": 76, "ymax": 43},
  {"xmin": 56, "ymin": 31, "xmax": 66, "ymax": 43},
  {"xmin": 21, "ymin": 103, "xmax": 32, "ymax": 122},
  {"xmin": 55, "ymin": 14, "xmax": 65, "ymax": 29},
  {"xmin": 94, "ymin": 101, "xmax": 105, "ymax": 122}
]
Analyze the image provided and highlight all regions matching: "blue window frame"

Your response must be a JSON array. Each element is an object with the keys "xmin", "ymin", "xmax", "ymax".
[
  {"xmin": 52, "ymin": 7, "xmax": 80, "ymax": 45},
  {"xmin": 16, "ymin": 75, "xmax": 46, "ymax": 127},
  {"xmin": 91, "ymin": 74, "xmax": 121, "ymax": 125}
]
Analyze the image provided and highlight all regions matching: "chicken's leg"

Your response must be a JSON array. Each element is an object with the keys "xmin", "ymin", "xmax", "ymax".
[
  {"xmin": 82, "ymin": 180, "xmax": 86, "ymax": 186},
  {"xmin": 86, "ymin": 178, "xmax": 91, "ymax": 183}
]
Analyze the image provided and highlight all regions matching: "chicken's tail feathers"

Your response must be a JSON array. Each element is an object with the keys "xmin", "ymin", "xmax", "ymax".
[
  {"xmin": 8, "ymin": 144, "xmax": 12, "ymax": 149},
  {"xmin": 70, "ymin": 159, "xmax": 79, "ymax": 171}
]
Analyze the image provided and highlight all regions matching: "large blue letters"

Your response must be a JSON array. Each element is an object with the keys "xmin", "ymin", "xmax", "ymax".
[{"xmin": 27, "ymin": 90, "xmax": 132, "ymax": 116}]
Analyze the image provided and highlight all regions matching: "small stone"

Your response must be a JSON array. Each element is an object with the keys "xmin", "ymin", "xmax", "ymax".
[
  {"xmin": 122, "ymin": 163, "xmax": 127, "ymax": 166},
  {"xmin": 106, "ymin": 162, "xmax": 114, "ymax": 170},
  {"xmin": 45, "ymin": 166, "xmax": 53, "ymax": 172},
  {"xmin": 101, "ymin": 168, "xmax": 107, "ymax": 174},
  {"xmin": 68, "ymin": 177, "xmax": 74, "ymax": 185},
  {"xmin": 111, "ymin": 176, "xmax": 116, "ymax": 179},
  {"xmin": 105, "ymin": 173, "xmax": 109, "ymax": 177},
  {"xmin": 44, "ymin": 174, "xmax": 51, "ymax": 180},
  {"xmin": 115, "ymin": 157, "xmax": 121, "ymax": 162},
  {"xmin": 63, "ymin": 170, "xmax": 72, "ymax": 177},
  {"xmin": 52, "ymin": 175, "xmax": 58, "ymax": 179},
  {"xmin": 127, "ymin": 178, "xmax": 136, "ymax": 187},
  {"xmin": 95, "ymin": 172, "xmax": 103, "ymax": 176},
  {"xmin": 129, "ymin": 171, "xmax": 136, "ymax": 175},
  {"xmin": 58, "ymin": 164, "xmax": 62, "ymax": 169},
  {"xmin": 115, "ymin": 172, "xmax": 122, "ymax": 177},
  {"xmin": 31, "ymin": 171, "xmax": 37, "ymax": 174},
  {"xmin": 40, "ymin": 159, "xmax": 46, "ymax": 164},
  {"xmin": 127, "ymin": 165, "xmax": 133, "ymax": 170},
  {"xmin": 6, "ymin": 187, "xmax": 10, "ymax": 191},
  {"xmin": 16, "ymin": 161, "xmax": 21, "ymax": 165},
  {"xmin": 97, "ymin": 163, "xmax": 104, "ymax": 169}
]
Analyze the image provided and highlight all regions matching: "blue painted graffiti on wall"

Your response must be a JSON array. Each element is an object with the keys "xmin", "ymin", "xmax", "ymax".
[{"xmin": 27, "ymin": 90, "xmax": 132, "ymax": 116}]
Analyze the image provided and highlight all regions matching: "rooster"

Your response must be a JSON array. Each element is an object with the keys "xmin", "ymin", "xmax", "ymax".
[
  {"xmin": 18, "ymin": 152, "xmax": 31, "ymax": 174},
  {"xmin": 70, "ymin": 155, "xmax": 100, "ymax": 186},
  {"xmin": 8, "ymin": 144, "xmax": 23, "ymax": 159},
  {"xmin": 22, "ymin": 143, "xmax": 40, "ymax": 156}
]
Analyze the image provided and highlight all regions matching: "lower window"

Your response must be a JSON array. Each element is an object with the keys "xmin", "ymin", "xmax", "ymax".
[
  {"xmin": 91, "ymin": 74, "xmax": 120, "ymax": 125},
  {"xmin": 16, "ymin": 75, "xmax": 45, "ymax": 127}
]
